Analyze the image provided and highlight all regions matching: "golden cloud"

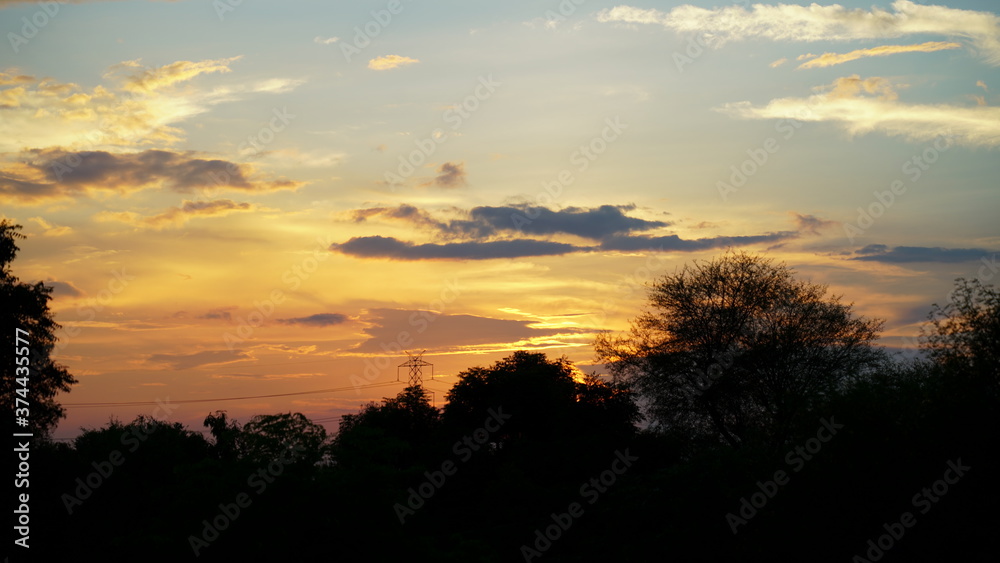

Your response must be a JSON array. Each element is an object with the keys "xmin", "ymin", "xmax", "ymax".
[
  {"xmin": 367, "ymin": 55, "xmax": 420, "ymax": 70},
  {"xmin": 94, "ymin": 199, "xmax": 260, "ymax": 230},
  {"xmin": 797, "ymin": 41, "xmax": 961, "ymax": 69}
]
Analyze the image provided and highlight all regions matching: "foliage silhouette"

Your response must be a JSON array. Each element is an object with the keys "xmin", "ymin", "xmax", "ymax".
[
  {"xmin": 595, "ymin": 250, "xmax": 885, "ymax": 448},
  {"xmin": 0, "ymin": 219, "xmax": 76, "ymax": 436}
]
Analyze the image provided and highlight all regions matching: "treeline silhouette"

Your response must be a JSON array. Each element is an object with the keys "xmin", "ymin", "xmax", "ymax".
[{"xmin": 26, "ymin": 266, "xmax": 999, "ymax": 562}]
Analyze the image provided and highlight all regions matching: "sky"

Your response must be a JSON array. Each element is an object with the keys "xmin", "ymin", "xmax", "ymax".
[{"xmin": 2, "ymin": 0, "xmax": 998, "ymax": 440}]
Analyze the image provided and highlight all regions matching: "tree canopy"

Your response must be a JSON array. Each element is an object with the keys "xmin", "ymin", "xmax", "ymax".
[{"xmin": 595, "ymin": 250, "xmax": 885, "ymax": 447}]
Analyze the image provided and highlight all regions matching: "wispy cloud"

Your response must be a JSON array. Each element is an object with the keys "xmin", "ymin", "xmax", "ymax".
[
  {"xmin": 94, "ymin": 199, "xmax": 259, "ymax": 230},
  {"xmin": 0, "ymin": 58, "xmax": 301, "ymax": 152},
  {"xmin": 718, "ymin": 75, "xmax": 1000, "ymax": 147},
  {"xmin": 797, "ymin": 41, "xmax": 961, "ymax": 69},
  {"xmin": 597, "ymin": 1, "xmax": 1000, "ymax": 65}
]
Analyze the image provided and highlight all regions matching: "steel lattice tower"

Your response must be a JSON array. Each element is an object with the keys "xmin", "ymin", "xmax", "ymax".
[{"xmin": 398, "ymin": 350, "xmax": 433, "ymax": 386}]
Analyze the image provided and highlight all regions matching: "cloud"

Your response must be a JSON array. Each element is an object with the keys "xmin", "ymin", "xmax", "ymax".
[
  {"xmin": 330, "ymin": 236, "xmax": 587, "ymax": 261},
  {"xmin": 103, "ymin": 57, "xmax": 240, "ymax": 93},
  {"xmin": 599, "ymin": 231, "xmax": 798, "ymax": 252},
  {"xmin": 314, "ymin": 36, "xmax": 340, "ymax": 45},
  {"xmin": 29, "ymin": 216, "xmax": 71, "ymax": 236},
  {"xmin": 349, "ymin": 203, "xmax": 669, "ymax": 240},
  {"xmin": 850, "ymin": 245, "xmax": 996, "ymax": 263},
  {"xmin": 0, "ymin": 71, "xmax": 33, "ymax": 85},
  {"xmin": 199, "ymin": 307, "xmax": 237, "ymax": 321},
  {"xmin": 792, "ymin": 213, "xmax": 838, "ymax": 235},
  {"xmin": 770, "ymin": 58, "xmax": 788, "ymax": 68},
  {"xmin": 367, "ymin": 55, "xmax": 420, "ymax": 70},
  {"xmin": 717, "ymin": 75, "xmax": 1000, "ymax": 147},
  {"xmin": 146, "ymin": 349, "xmax": 250, "ymax": 370},
  {"xmin": 277, "ymin": 313, "xmax": 350, "ymax": 327},
  {"xmin": 0, "ymin": 58, "xmax": 301, "ymax": 152},
  {"xmin": 43, "ymin": 279, "xmax": 83, "ymax": 298},
  {"xmin": 0, "ymin": 149, "xmax": 302, "ymax": 205},
  {"xmin": 95, "ymin": 199, "xmax": 259, "ymax": 229},
  {"xmin": 334, "ymin": 205, "xmax": 818, "ymax": 260},
  {"xmin": 421, "ymin": 161, "xmax": 467, "ymax": 188},
  {"xmin": 797, "ymin": 41, "xmax": 961, "ymax": 69},
  {"xmin": 596, "ymin": 1, "xmax": 1000, "ymax": 65},
  {"xmin": 977, "ymin": 80, "xmax": 989, "ymax": 92},
  {"xmin": 352, "ymin": 308, "xmax": 579, "ymax": 353}
]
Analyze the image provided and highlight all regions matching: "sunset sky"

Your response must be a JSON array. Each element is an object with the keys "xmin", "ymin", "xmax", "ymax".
[{"xmin": 2, "ymin": 0, "xmax": 998, "ymax": 440}]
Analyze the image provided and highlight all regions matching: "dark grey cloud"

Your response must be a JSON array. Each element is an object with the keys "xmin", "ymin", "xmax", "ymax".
[
  {"xmin": 462, "ymin": 204, "xmax": 669, "ymax": 240},
  {"xmin": 850, "ymin": 245, "xmax": 995, "ymax": 263},
  {"xmin": 599, "ymin": 231, "xmax": 799, "ymax": 252},
  {"xmin": 350, "ymin": 203, "xmax": 668, "ymax": 240},
  {"xmin": 277, "ymin": 313, "xmax": 350, "ymax": 327},
  {"xmin": 1, "ymin": 149, "xmax": 300, "ymax": 204},
  {"xmin": 330, "ymin": 236, "xmax": 586, "ymax": 260}
]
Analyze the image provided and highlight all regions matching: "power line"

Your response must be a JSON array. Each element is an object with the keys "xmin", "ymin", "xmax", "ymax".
[{"xmin": 62, "ymin": 380, "xmax": 405, "ymax": 409}]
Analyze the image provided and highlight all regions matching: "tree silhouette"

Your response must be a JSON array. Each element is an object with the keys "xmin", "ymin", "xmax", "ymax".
[
  {"xmin": 0, "ymin": 220, "xmax": 76, "ymax": 436},
  {"xmin": 921, "ymin": 277, "xmax": 1000, "ymax": 398},
  {"xmin": 443, "ymin": 350, "xmax": 638, "ymax": 448},
  {"xmin": 595, "ymin": 250, "xmax": 885, "ymax": 447},
  {"xmin": 240, "ymin": 412, "xmax": 328, "ymax": 465},
  {"xmin": 203, "ymin": 410, "xmax": 244, "ymax": 460},
  {"xmin": 334, "ymin": 385, "xmax": 441, "ymax": 472}
]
